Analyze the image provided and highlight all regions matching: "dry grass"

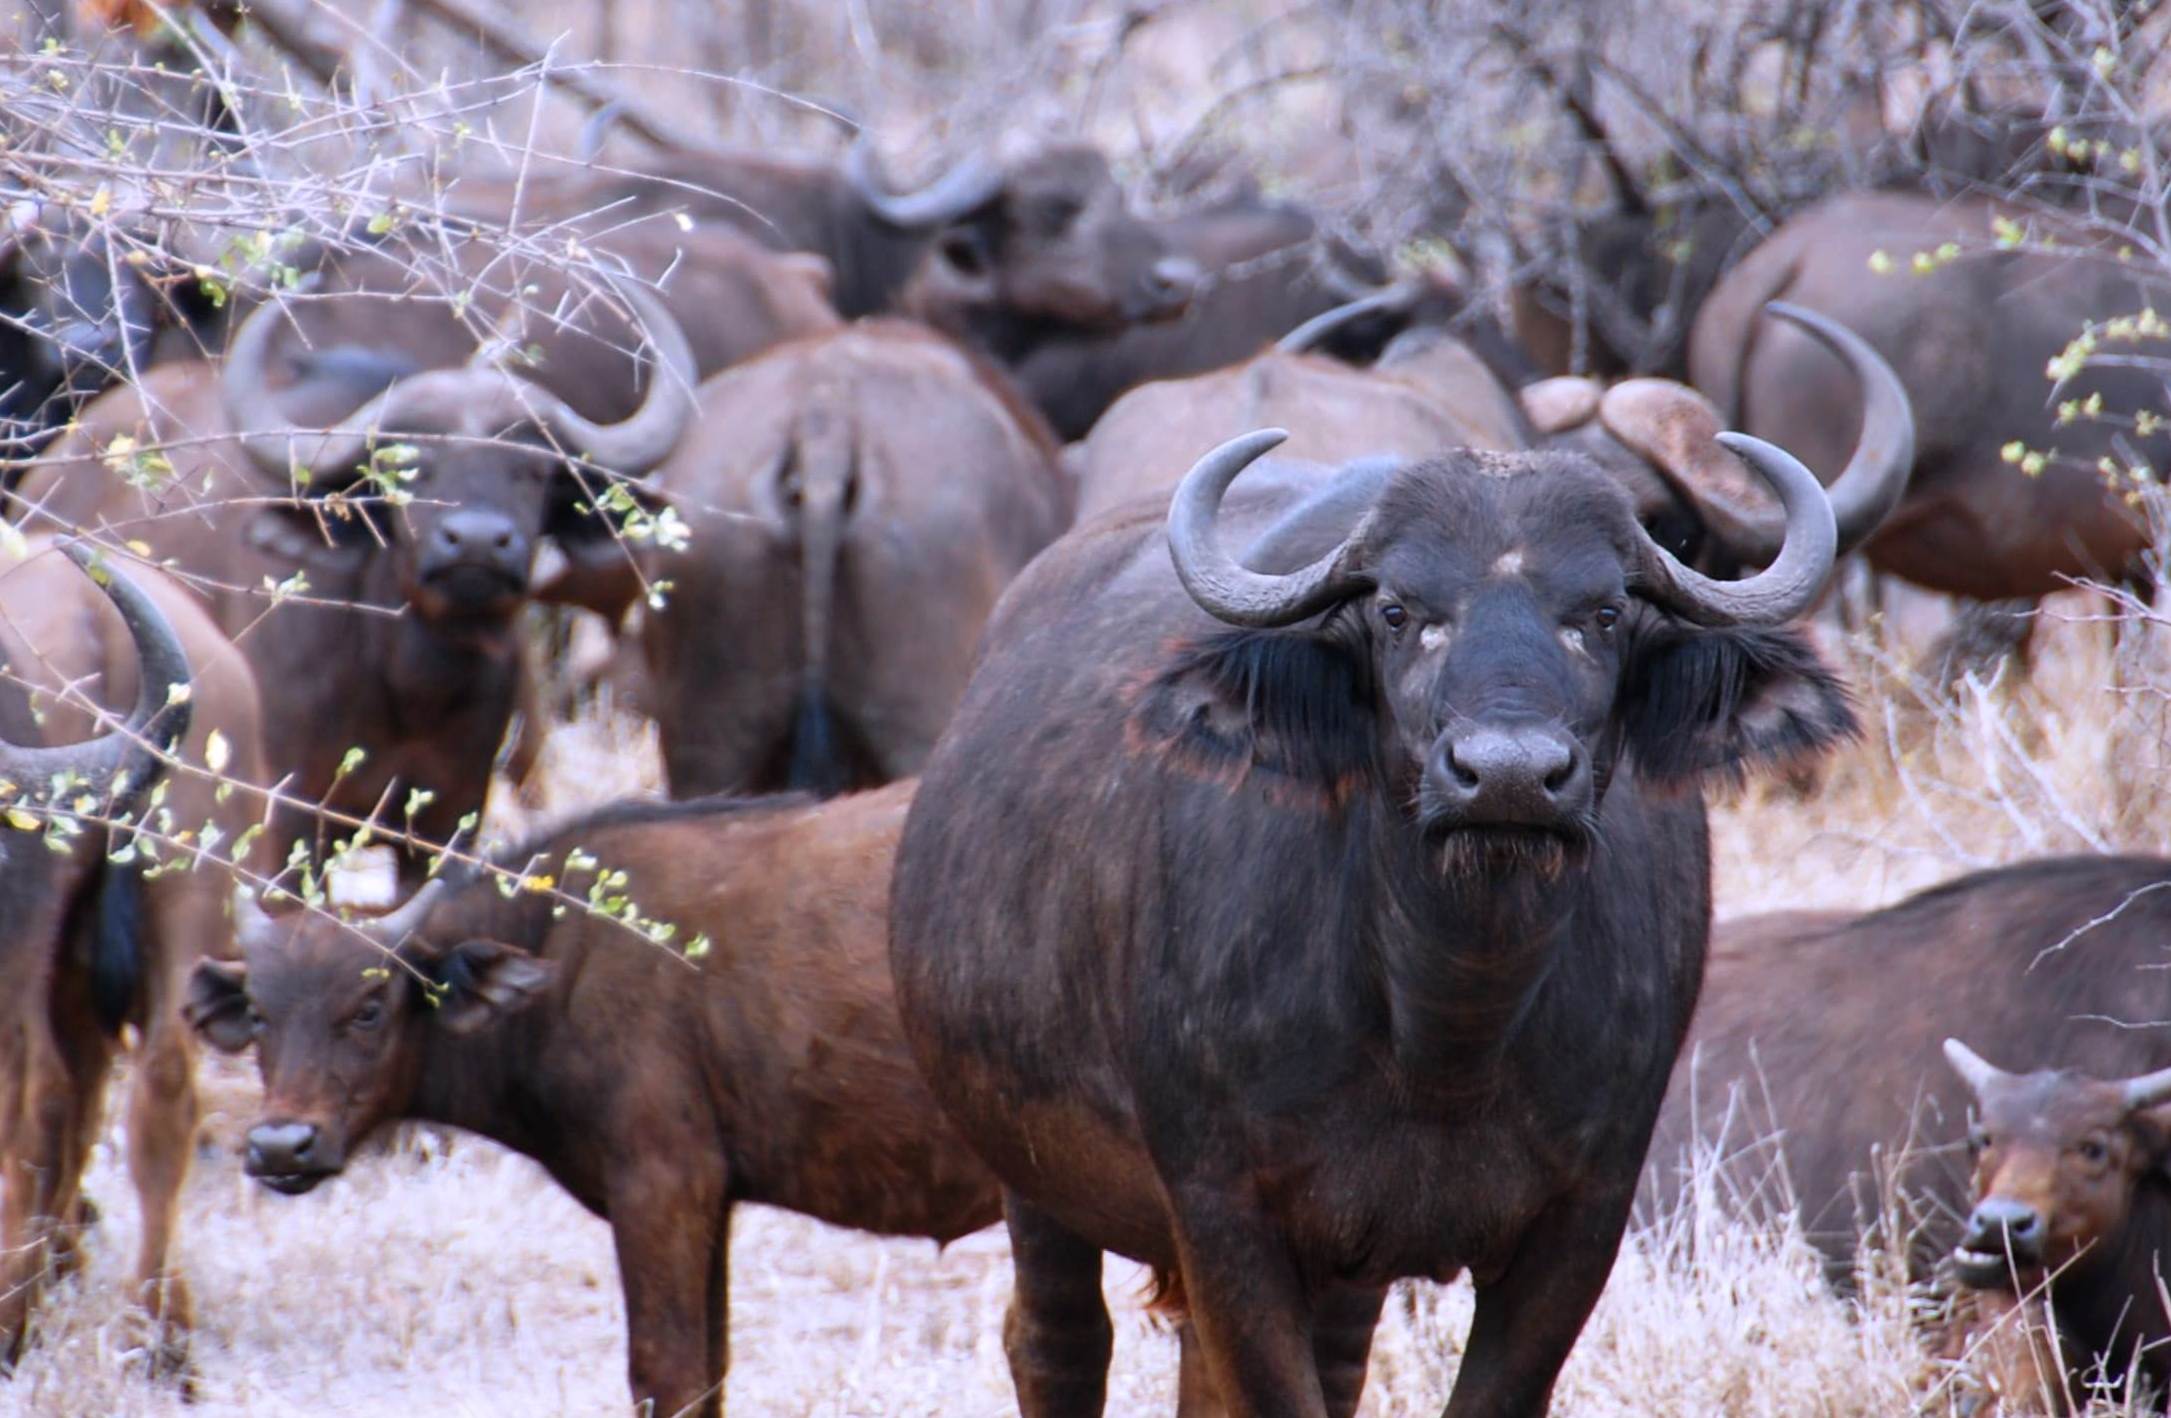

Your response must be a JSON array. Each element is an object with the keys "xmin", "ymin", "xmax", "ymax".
[{"xmin": 5, "ymin": 590, "xmax": 2165, "ymax": 1416}]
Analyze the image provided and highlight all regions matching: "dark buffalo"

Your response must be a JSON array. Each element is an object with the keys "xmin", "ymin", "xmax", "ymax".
[
  {"xmin": 0, "ymin": 205, "xmax": 161, "ymax": 451},
  {"xmin": 638, "ymin": 320, "xmax": 1068, "ymax": 797},
  {"xmin": 436, "ymin": 137, "xmax": 1197, "ymax": 354},
  {"xmin": 891, "ymin": 342, "xmax": 1901, "ymax": 1409},
  {"xmin": 1649, "ymin": 856, "xmax": 2171, "ymax": 1402},
  {"xmin": 1073, "ymin": 300, "xmax": 1911, "ymax": 587},
  {"xmin": 186, "ymin": 782, "xmax": 1000, "ymax": 1418},
  {"xmin": 1001, "ymin": 192, "xmax": 1477, "ymax": 441},
  {"xmin": 15, "ymin": 274, "xmax": 694, "ymax": 881},
  {"xmin": 0, "ymin": 542, "xmax": 252, "ymax": 1377},
  {"xmin": 1691, "ymin": 190, "xmax": 2171, "ymax": 606}
]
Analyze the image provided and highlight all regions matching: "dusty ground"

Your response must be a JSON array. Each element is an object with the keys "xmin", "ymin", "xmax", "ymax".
[{"xmin": 5, "ymin": 588, "xmax": 2163, "ymax": 1417}]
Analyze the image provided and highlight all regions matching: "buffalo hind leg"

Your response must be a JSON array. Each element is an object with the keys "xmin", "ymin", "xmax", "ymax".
[
  {"xmin": 1444, "ymin": 1187, "xmax": 1637, "ymax": 1417},
  {"xmin": 1001, "ymin": 1190, "xmax": 1113, "ymax": 1417},
  {"xmin": 125, "ymin": 1014, "xmax": 200, "ymax": 1378},
  {"xmin": 1175, "ymin": 1285, "xmax": 1384, "ymax": 1418},
  {"xmin": 608, "ymin": 1158, "xmax": 729, "ymax": 1418}
]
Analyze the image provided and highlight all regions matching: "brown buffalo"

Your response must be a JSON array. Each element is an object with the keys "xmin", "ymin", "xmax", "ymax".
[
  {"xmin": 0, "ymin": 205, "xmax": 165, "ymax": 452},
  {"xmin": 185, "ymin": 782, "xmax": 1000, "ymax": 1418},
  {"xmin": 0, "ymin": 541, "xmax": 259, "ymax": 1378},
  {"xmin": 14, "ymin": 273, "xmax": 694, "ymax": 881},
  {"xmin": 1072, "ymin": 300, "xmax": 1912, "ymax": 587},
  {"xmin": 273, "ymin": 212, "xmax": 841, "ymax": 425},
  {"xmin": 638, "ymin": 320, "xmax": 1068, "ymax": 797},
  {"xmin": 1650, "ymin": 856, "xmax": 2171, "ymax": 1403},
  {"xmin": 892, "ymin": 345, "xmax": 1900, "ymax": 1416},
  {"xmin": 1691, "ymin": 190, "xmax": 2171, "ymax": 606}
]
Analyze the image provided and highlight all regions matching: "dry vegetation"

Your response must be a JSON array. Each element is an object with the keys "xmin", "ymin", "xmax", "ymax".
[
  {"xmin": 8, "ymin": 0, "xmax": 2171, "ymax": 1413},
  {"xmin": 9, "ymin": 583, "xmax": 2165, "ymax": 1417}
]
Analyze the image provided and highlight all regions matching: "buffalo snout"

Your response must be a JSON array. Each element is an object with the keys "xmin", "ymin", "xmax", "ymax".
[
  {"xmin": 1956, "ymin": 1196, "xmax": 2046, "ymax": 1283},
  {"xmin": 419, "ymin": 507, "xmax": 530, "ymax": 607},
  {"xmin": 1424, "ymin": 723, "xmax": 1591, "ymax": 836},
  {"xmin": 245, "ymin": 1120, "xmax": 335, "ymax": 1195}
]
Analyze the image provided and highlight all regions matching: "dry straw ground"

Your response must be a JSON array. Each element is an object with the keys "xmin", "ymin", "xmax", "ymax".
[{"xmin": 6, "ymin": 583, "xmax": 2166, "ymax": 1417}]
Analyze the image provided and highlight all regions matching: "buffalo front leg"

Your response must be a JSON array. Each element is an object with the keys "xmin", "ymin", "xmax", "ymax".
[
  {"xmin": 1175, "ymin": 1285, "xmax": 1385, "ymax": 1418},
  {"xmin": 1442, "ymin": 1187, "xmax": 1637, "ymax": 1417},
  {"xmin": 1001, "ymin": 1190, "xmax": 1113, "ymax": 1417},
  {"xmin": 608, "ymin": 1160, "xmax": 729, "ymax": 1417},
  {"xmin": 1167, "ymin": 1191, "xmax": 1328, "ymax": 1418},
  {"xmin": 125, "ymin": 1014, "xmax": 200, "ymax": 1378}
]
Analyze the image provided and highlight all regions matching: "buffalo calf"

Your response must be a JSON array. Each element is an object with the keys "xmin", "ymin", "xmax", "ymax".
[{"xmin": 187, "ymin": 783, "xmax": 998, "ymax": 1417}]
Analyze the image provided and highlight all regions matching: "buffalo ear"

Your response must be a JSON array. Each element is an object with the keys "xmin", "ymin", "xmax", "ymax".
[
  {"xmin": 1619, "ymin": 624, "xmax": 1858, "ymax": 787},
  {"xmin": 423, "ymin": 939, "xmax": 553, "ymax": 1036},
  {"xmin": 184, "ymin": 959, "xmax": 255, "ymax": 1054}
]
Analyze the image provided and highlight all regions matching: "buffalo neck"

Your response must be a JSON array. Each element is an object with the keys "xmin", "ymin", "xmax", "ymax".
[
  {"xmin": 2050, "ymin": 1183, "xmax": 2171, "ymax": 1389},
  {"xmin": 1360, "ymin": 793, "xmax": 1586, "ymax": 1095}
]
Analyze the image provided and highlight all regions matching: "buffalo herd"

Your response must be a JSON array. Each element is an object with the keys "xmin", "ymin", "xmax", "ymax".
[{"xmin": 5, "ymin": 83, "xmax": 2171, "ymax": 1418}]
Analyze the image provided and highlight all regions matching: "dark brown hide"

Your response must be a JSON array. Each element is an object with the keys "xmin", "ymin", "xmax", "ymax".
[
  {"xmin": 1649, "ymin": 856, "xmax": 2171, "ymax": 1401},
  {"xmin": 891, "ymin": 433, "xmax": 1862, "ymax": 1415},
  {"xmin": 1691, "ymin": 191, "xmax": 2170, "ymax": 601},
  {"xmin": 0, "ymin": 544, "xmax": 246, "ymax": 1378},
  {"xmin": 640, "ymin": 321, "xmax": 1068, "ymax": 797},
  {"xmin": 188, "ymin": 783, "xmax": 997, "ymax": 1418}
]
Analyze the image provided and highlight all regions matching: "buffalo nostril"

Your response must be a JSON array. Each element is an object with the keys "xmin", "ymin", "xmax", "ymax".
[
  {"xmin": 1542, "ymin": 749, "xmax": 1579, "ymax": 794},
  {"xmin": 1446, "ymin": 745, "xmax": 1480, "ymax": 790}
]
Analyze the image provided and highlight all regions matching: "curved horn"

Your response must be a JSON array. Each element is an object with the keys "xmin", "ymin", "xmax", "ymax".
[
  {"xmin": 844, "ymin": 138, "xmax": 1004, "ymax": 231},
  {"xmin": 2123, "ymin": 1065, "xmax": 2171, "ymax": 1112},
  {"xmin": 1606, "ymin": 303, "xmax": 1912, "ymax": 567},
  {"xmin": 222, "ymin": 291, "xmax": 404, "ymax": 485},
  {"xmin": 1167, "ymin": 429, "xmax": 1376, "ymax": 627},
  {"xmin": 1943, "ymin": 1037, "xmax": 2010, "ymax": 1098},
  {"xmin": 361, "ymin": 875, "xmax": 449, "ymax": 947},
  {"xmin": 1277, "ymin": 282, "xmax": 1421, "ymax": 354},
  {"xmin": 0, "ymin": 541, "xmax": 193, "ymax": 805},
  {"xmin": 532, "ymin": 273, "xmax": 696, "ymax": 475},
  {"xmin": 1629, "ymin": 432, "xmax": 1835, "ymax": 626}
]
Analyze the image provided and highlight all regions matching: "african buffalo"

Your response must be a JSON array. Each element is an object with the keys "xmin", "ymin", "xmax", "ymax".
[
  {"xmin": 1000, "ymin": 192, "xmax": 1469, "ymax": 441},
  {"xmin": 186, "ymin": 782, "xmax": 1000, "ymax": 1418},
  {"xmin": 1072, "ymin": 300, "xmax": 1912, "ymax": 588},
  {"xmin": 1941, "ymin": 1040, "xmax": 2171, "ymax": 1411},
  {"xmin": 1649, "ymin": 856, "xmax": 2171, "ymax": 1401},
  {"xmin": 439, "ymin": 137, "xmax": 1197, "ymax": 353},
  {"xmin": 14, "ymin": 272, "xmax": 694, "ymax": 881},
  {"xmin": 638, "ymin": 320, "xmax": 1068, "ymax": 798},
  {"xmin": 891, "ymin": 342, "xmax": 1904, "ymax": 1409},
  {"xmin": 0, "ymin": 541, "xmax": 258, "ymax": 1377},
  {"xmin": 1690, "ymin": 190, "xmax": 2171, "ymax": 606}
]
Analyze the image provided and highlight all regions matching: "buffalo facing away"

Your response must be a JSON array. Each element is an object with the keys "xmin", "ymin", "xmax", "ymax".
[
  {"xmin": 15, "ymin": 272, "xmax": 695, "ymax": 880},
  {"xmin": 1652, "ymin": 856, "xmax": 2171, "ymax": 1407},
  {"xmin": 186, "ymin": 783, "xmax": 998, "ymax": 1418},
  {"xmin": 639, "ymin": 320, "xmax": 1069, "ymax": 797},
  {"xmin": 1692, "ymin": 190, "xmax": 2171, "ymax": 609},
  {"xmin": 891, "ymin": 329, "xmax": 1906, "ymax": 1410}
]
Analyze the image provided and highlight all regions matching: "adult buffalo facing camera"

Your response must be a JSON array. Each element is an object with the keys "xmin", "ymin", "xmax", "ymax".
[
  {"xmin": 14, "ymin": 274, "xmax": 694, "ymax": 880},
  {"xmin": 186, "ymin": 784, "xmax": 999, "ymax": 1418},
  {"xmin": 891, "ymin": 386, "xmax": 1901, "ymax": 1410}
]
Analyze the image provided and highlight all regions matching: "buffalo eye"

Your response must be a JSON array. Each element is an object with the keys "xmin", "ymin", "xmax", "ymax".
[
  {"xmin": 2076, "ymin": 1137, "xmax": 2109, "ymax": 1165},
  {"xmin": 1380, "ymin": 603, "xmax": 1408, "ymax": 632},
  {"xmin": 1969, "ymin": 1127, "xmax": 1992, "ymax": 1155},
  {"xmin": 348, "ymin": 998, "xmax": 384, "ymax": 1032},
  {"xmin": 1594, "ymin": 605, "xmax": 1621, "ymax": 632}
]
